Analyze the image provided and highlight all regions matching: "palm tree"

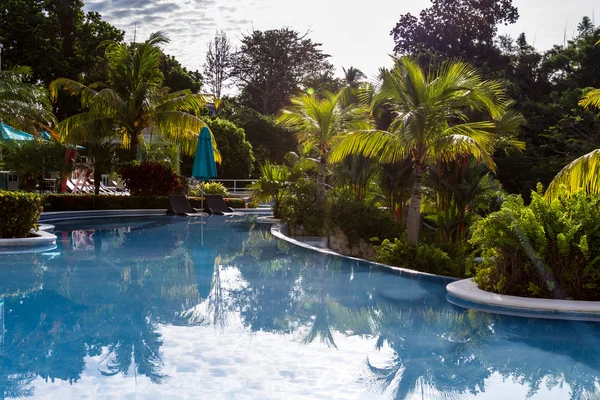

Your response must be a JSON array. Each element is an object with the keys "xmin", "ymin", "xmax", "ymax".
[
  {"xmin": 277, "ymin": 90, "xmax": 371, "ymax": 209},
  {"xmin": 50, "ymin": 32, "xmax": 215, "ymax": 161},
  {"xmin": 0, "ymin": 66, "xmax": 55, "ymax": 132},
  {"xmin": 332, "ymin": 57, "xmax": 515, "ymax": 243},
  {"xmin": 546, "ymin": 75, "xmax": 600, "ymax": 200},
  {"xmin": 342, "ymin": 66, "xmax": 366, "ymax": 88}
]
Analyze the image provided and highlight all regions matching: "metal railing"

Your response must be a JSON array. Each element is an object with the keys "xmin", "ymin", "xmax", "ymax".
[{"xmin": 208, "ymin": 179, "xmax": 256, "ymax": 197}]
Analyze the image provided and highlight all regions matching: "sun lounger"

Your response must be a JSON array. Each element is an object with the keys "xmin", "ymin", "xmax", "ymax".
[
  {"xmin": 205, "ymin": 194, "xmax": 244, "ymax": 216},
  {"xmin": 167, "ymin": 195, "xmax": 208, "ymax": 217},
  {"xmin": 67, "ymin": 179, "xmax": 93, "ymax": 194}
]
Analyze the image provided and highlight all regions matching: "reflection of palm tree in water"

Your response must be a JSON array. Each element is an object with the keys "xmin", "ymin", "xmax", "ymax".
[
  {"xmin": 364, "ymin": 307, "xmax": 493, "ymax": 400},
  {"xmin": 303, "ymin": 254, "xmax": 336, "ymax": 348},
  {"xmin": 208, "ymin": 256, "xmax": 227, "ymax": 328},
  {"xmin": 96, "ymin": 264, "xmax": 166, "ymax": 384},
  {"xmin": 296, "ymin": 256, "xmax": 493, "ymax": 399}
]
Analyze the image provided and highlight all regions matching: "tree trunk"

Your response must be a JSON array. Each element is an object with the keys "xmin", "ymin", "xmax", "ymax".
[
  {"xmin": 316, "ymin": 155, "xmax": 327, "ymax": 209},
  {"xmin": 130, "ymin": 131, "xmax": 139, "ymax": 161},
  {"xmin": 94, "ymin": 164, "xmax": 101, "ymax": 195},
  {"xmin": 406, "ymin": 164, "xmax": 423, "ymax": 244}
]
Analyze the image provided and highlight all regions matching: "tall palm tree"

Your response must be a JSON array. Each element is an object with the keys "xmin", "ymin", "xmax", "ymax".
[
  {"xmin": 332, "ymin": 57, "xmax": 515, "ymax": 243},
  {"xmin": 277, "ymin": 90, "xmax": 371, "ymax": 209},
  {"xmin": 0, "ymin": 66, "xmax": 55, "ymax": 132},
  {"xmin": 50, "ymin": 32, "xmax": 215, "ymax": 161},
  {"xmin": 342, "ymin": 66, "xmax": 366, "ymax": 88}
]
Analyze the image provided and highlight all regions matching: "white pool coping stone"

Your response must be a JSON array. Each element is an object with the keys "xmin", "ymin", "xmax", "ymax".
[
  {"xmin": 447, "ymin": 278, "xmax": 600, "ymax": 315},
  {"xmin": 256, "ymin": 216, "xmax": 281, "ymax": 224},
  {"xmin": 0, "ymin": 229, "xmax": 57, "ymax": 247}
]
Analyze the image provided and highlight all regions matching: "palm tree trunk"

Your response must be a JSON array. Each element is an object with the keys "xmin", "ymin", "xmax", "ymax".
[
  {"xmin": 94, "ymin": 165, "xmax": 101, "ymax": 195},
  {"xmin": 406, "ymin": 163, "xmax": 423, "ymax": 244},
  {"xmin": 316, "ymin": 155, "xmax": 327, "ymax": 209},
  {"xmin": 130, "ymin": 132, "xmax": 139, "ymax": 161}
]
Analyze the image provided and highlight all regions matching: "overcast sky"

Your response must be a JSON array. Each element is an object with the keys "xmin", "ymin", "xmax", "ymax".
[{"xmin": 85, "ymin": 0, "xmax": 599, "ymax": 79}]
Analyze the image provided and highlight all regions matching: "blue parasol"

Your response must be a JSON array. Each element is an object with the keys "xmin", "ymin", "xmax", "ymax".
[{"xmin": 192, "ymin": 126, "xmax": 217, "ymax": 212}]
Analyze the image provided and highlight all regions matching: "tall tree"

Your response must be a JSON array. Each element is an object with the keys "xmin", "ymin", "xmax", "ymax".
[
  {"xmin": 233, "ymin": 28, "xmax": 333, "ymax": 115},
  {"xmin": 277, "ymin": 90, "xmax": 371, "ymax": 209},
  {"xmin": 203, "ymin": 31, "xmax": 234, "ymax": 100},
  {"xmin": 50, "ymin": 32, "xmax": 215, "ymax": 161},
  {"xmin": 342, "ymin": 66, "xmax": 366, "ymax": 88},
  {"xmin": 332, "ymin": 57, "xmax": 523, "ymax": 243},
  {"xmin": 391, "ymin": 0, "xmax": 518, "ymax": 70},
  {"xmin": 0, "ymin": 0, "xmax": 123, "ymax": 84},
  {"xmin": 161, "ymin": 54, "xmax": 202, "ymax": 93}
]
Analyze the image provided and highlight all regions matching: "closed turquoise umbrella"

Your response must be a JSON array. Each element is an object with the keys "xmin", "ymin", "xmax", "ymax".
[
  {"xmin": 192, "ymin": 126, "xmax": 217, "ymax": 212},
  {"xmin": 192, "ymin": 126, "xmax": 217, "ymax": 180}
]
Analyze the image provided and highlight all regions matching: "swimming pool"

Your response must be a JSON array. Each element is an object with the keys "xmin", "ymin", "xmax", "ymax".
[{"xmin": 0, "ymin": 216, "xmax": 598, "ymax": 399}]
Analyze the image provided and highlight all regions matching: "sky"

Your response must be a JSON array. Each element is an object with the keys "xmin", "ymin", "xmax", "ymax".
[{"xmin": 85, "ymin": 0, "xmax": 599, "ymax": 80}]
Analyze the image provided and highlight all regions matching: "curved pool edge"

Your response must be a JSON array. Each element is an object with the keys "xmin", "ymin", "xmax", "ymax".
[
  {"xmin": 270, "ymin": 223, "xmax": 457, "ymax": 283},
  {"xmin": 447, "ymin": 278, "xmax": 600, "ymax": 320},
  {"xmin": 0, "ymin": 229, "xmax": 57, "ymax": 249},
  {"xmin": 39, "ymin": 208, "xmax": 271, "ymax": 223}
]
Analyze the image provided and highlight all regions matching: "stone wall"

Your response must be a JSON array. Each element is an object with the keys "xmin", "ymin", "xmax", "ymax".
[
  {"xmin": 288, "ymin": 225, "xmax": 377, "ymax": 260},
  {"xmin": 328, "ymin": 228, "xmax": 376, "ymax": 260}
]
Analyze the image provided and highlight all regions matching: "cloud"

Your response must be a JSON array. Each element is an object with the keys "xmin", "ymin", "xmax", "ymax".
[{"xmin": 85, "ymin": 0, "xmax": 259, "ymax": 72}]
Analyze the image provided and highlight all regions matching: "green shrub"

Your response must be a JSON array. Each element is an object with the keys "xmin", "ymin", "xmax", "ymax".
[
  {"xmin": 0, "ymin": 190, "xmax": 44, "ymax": 238},
  {"xmin": 470, "ymin": 186, "xmax": 600, "ymax": 300},
  {"xmin": 331, "ymin": 193, "xmax": 404, "ymax": 246},
  {"xmin": 206, "ymin": 118, "xmax": 255, "ymax": 178},
  {"xmin": 376, "ymin": 234, "xmax": 467, "ymax": 277},
  {"xmin": 43, "ymin": 194, "xmax": 251, "ymax": 212},
  {"xmin": 280, "ymin": 178, "xmax": 324, "ymax": 236},
  {"xmin": 224, "ymin": 198, "xmax": 247, "ymax": 209},
  {"xmin": 190, "ymin": 181, "xmax": 229, "ymax": 197}
]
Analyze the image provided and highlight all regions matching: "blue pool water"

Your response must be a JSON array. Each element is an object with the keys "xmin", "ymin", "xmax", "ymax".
[{"xmin": 0, "ymin": 216, "xmax": 599, "ymax": 399}]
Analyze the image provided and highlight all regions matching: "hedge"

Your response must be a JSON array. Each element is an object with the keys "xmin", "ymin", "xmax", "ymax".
[
  {"xmin": 43, "ymin": 194, "xmax": 249, "ymax": 212},
  {"xmin": 0, "ymin": 190, "xmax": 44, "ymax": 238}
]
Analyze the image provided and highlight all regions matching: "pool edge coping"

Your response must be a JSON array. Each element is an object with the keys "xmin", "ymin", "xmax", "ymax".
[
  {"xmin": 269, "ymin": 222, "xmax": 457, "ymax": 283},
  {"xmin": 447, "ymin": 278, "xmax": 600, "ymax": 315},
  {"xmin": 0, "ymin": 229, "xmax": 57, "ymax": 247}
]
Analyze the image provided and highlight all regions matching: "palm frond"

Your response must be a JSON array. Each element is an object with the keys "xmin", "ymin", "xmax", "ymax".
[
  {"xmin": 50, "ymin": 78, "xmax": 98, "ymax": 106},
  {"xmin": 546, "ymin": 149, "xmax": 600, "ymax": 200},
  {"xmin": 331, "ymin": 130, "xmax": 409, "ymax": 163},
  {"xmin": 430, "ymin": 134, "xmax": 497, "ymax": 172},
  {"xmin": 579, "ymin": 88, "xmax": 600, "ymax": 109}
]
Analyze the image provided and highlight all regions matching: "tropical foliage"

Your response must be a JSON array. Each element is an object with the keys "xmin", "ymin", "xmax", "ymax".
[
  {"xmin": 50, "ymin": 31, "xmax": 214, "ymax": 160},
  {"xmin": 376, "ymin": 234, "xmax": 468, "ymax": 277},
  {"xmin": 250, "ymin": 162, "xmax": 294, "ymax": 219},
  {"xmin": 0, "ymin": 66, "xmax": 55, "ymax": 132},
  {"xmin": 0, "ymin": 140, "xmax": 68, "ymax": 191},
  {"xmin": 278, "ymin": 90, "xmax": 370, "ymax": 209},
  {"xmin": 471, "ymin": 185, "xmax": 600, "ymax": 300},
  {"xmin": 190, "ymin": 181, "xmax": 229, "ymax": 197},
  {"xmin": 332, "ymin": 57, "xmax": 524, "ymax": 243}
]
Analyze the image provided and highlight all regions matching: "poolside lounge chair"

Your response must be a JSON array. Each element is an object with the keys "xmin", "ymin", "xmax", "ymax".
[
  {"xmin": 67, "ymin": 179, "xmax": 93, "ymax": 194},
  {"xmin": 205, "ymin": 194, "xmax": 244, "ymax": 216},
  {"xmin": 167, "ymin": 195, "xmax": 208, "ymax": 217}
]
